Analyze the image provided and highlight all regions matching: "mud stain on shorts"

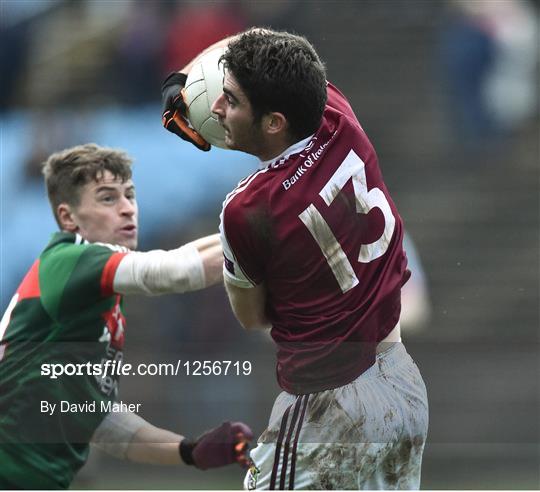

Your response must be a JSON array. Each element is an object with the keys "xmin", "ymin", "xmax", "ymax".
[
  {"xmin": 382, "ymin": 435, "xmax": 424, "ymax": 488},
  {"xmin": 259, "ymin": 427, "xmax": 279, "ymax": 444},
  {"xmin": 306, "ymin": 391, "xmax": 333, "ymax": 424},
  {"xmin": 383, "ymin": 408, "xmax": 394, "ymax": 425},
  {"xmin": 306, "ymin": 444, "xmax": 359, "ymax": 489}
]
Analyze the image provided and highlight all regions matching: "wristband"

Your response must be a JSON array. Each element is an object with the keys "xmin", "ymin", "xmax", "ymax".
[{"xmin": 179, "ymin": 438, "xmax": 195, "ymax": 466}]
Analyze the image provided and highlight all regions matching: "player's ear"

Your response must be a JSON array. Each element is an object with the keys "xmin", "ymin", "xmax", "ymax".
[
  {"xmin": 57, "ymin": 203, "xmax": 78, "ymax": 233},
  {"xmin": 264, "ymin": 112, "xmax": 287, "ymax": 136}
]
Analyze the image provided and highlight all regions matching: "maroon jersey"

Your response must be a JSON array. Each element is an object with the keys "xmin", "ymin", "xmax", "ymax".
[{"xmin": 220, "ymin": 83, "xmax": 409, "ymax": 394}]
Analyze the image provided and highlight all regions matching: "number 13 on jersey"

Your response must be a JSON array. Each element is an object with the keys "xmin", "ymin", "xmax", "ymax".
[{"xmin": 299, "ymin": 149, "xmax": 395, "ymax": 293}]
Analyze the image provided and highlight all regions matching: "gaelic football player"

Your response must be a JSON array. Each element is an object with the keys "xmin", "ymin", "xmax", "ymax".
[
  {"xmin": 163, "ymin": 28, "xmax": 428, "ymax": 490},
  {"xmin": 0, "ymin": 144, "xmax": 252, "ymax": 489}
]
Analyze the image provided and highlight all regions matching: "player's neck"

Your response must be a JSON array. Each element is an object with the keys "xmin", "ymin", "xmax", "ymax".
[
  {"xmin": 257, "ymin": 134, "xmax": 313, "ymax": 167},
  {"xmin": 257, "ymin": 145, "xmax": 288, "ymax": 162},
  {"xmin": 256, "ymin": 134, "xmax": 295, "ymax": 162}
]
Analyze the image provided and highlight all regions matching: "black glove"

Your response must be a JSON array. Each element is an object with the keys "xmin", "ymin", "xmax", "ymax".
[
  {"xmin": 179, "ymin": 421, "xmax": 253, "ymax": 470},
  {"xmin": 161, "ymin": 71, "xmax": 211, "ymax": 152}
]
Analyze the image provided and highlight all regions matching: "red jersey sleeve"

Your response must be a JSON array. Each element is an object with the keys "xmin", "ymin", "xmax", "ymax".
[
  {"xmin": 219, "ymin": 177, "xmax": 270, "ymax": 288},
  {"xmin": 100, "ymin": 252, "xmax": 129, "ymax": 297}
]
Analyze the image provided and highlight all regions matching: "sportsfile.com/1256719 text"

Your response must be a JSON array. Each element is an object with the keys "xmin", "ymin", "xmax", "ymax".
[{"xmin": 40, "ymin": 360, "xmax": 253, "ymax": 379}]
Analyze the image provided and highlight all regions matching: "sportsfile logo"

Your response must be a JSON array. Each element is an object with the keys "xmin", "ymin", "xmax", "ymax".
[
  {"xmin": 281, "ymin": 133, "xmax": 335, "ymax": 191},
  {"xmin": 40, "ymin": 359, "xmax": 252, "ymax": 379}
]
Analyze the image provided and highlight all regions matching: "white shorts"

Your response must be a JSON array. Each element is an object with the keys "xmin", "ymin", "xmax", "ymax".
[{"xmin": 244, "ymin": 343, "xmax": 428, "ymax": 490}]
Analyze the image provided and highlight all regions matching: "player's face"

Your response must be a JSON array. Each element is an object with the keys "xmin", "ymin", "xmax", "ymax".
[
  {"xmin": 70, "ymin": 171, "xmax": 138, "ymax": 250},
  {"xmin": 211, "ymin": 72, "xmax": 266, "ymax": 156}
]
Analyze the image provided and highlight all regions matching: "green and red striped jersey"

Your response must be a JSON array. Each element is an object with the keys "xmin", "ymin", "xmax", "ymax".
[{"xmin": 0, "ymin": 232, "xmax": 129, "ymax": 489}]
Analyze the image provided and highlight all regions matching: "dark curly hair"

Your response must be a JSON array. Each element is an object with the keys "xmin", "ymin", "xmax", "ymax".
[{"xmin": 221, "ymin": 29, "xmax": 327, "ymax": 143}]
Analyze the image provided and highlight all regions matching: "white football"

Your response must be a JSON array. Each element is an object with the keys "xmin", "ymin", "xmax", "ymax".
[{"xmin": 184, "ymin": 47, "xmax": 227, "ymax": 148}]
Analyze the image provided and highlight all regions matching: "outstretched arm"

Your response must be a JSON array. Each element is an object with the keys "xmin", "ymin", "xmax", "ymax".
[
  {"xmin": 113, "ymin": 234, "xmax": 222, "ymax": 296},
  {"xmin": 91, "ymin": 412, "xmax": 252, "ymax": 469},
  {"xmin": 188, "ymin": 234, "xmax": 223, "ymax": 287}
]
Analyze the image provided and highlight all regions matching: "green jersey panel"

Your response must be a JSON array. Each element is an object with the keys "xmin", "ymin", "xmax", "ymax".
[{"xmin": 0, "ymin": 232, "xmax": 129, "ymax": 488}]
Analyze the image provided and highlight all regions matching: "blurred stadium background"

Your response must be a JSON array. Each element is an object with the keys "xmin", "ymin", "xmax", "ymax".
[{"xmin": 1, "ymin": 0, "xmax": 538, "ymax": 489}]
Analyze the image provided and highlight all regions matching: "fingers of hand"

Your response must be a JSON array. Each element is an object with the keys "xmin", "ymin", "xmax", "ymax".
[
  {"xmin": 172, "ymin": 90, "xmax": 187, "ymax": 113},
  {"xmin": 233, "ymin": 432, "xmax": 250, "ymax": 467},
  {"xmin": 162, "ymin": 110, "xmax": 177, "ymax": 130},
  {"xmin": 232, "ymin": 422, "xmax": 254, "ymax": 441},
  {"xmin": 236, "ymin": 455, "xmax": 251, "ymax": 469},
  {"xmin": 171, "ymin": 112, "xmax": 210, "ymax": 150},
  {"xmin": 234, "ymin": 439, "xmax": 247, "ymax": 454}
]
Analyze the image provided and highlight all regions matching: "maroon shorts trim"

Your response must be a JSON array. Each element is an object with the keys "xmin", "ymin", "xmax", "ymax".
[{"xmin": 269, "ymin": 394, "xmax": 310, "ymax": 490}]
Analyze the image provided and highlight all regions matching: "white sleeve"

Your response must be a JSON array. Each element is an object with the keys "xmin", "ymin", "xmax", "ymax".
[
  {"xmin": 91, "ymin": 411, "xmax": 146, "ymax": 459},
  {"xmin": 113, "ymin": 244, "xmax": 205, "ymax": 296}
]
